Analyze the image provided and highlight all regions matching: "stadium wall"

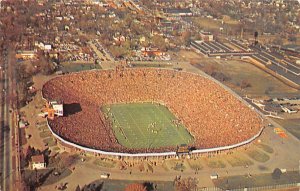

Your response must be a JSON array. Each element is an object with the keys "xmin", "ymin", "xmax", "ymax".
[
  {"xmin": 45, "ymin": 118, "xmax": 264, "ymax": 157},
  {"xmin": 42, "ymin": 68, "xmax": 265, "ymax": 157}
]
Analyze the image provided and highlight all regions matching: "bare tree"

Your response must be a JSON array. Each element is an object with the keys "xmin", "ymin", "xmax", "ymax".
[
  {"xmin": 175, "ymin": 177, "xmax": 198, "ymax": 191},
  {"xmin": 124, "ymin": 183, "xmax": 146, "ymax": 191},
  {"xmin": 181, "ymin": 31, "xmax": 191, "ymax": 46},
  {"xmin": 240, "ymin": 79, "xmax": 252, "ymax": 89},
  {"xmin": 202, "ymin": 64, "xmax": 216, "ymax": 76}
]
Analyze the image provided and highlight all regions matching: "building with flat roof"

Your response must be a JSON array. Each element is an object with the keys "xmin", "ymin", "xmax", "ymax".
[
  {"xmin": 15, "ymin": 50, "xmax": 37, "ymax": 60},
  {"xmin": 163, "ymin": 8, "xmax": 193, "ymax": 17}
]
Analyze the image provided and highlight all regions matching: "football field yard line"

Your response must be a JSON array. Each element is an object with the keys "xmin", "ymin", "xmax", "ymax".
[
  {"xmin": 135, "ymin": 106, "xmax": 151, "ymax": 147},
  {"xmin": 124, "ymin": 106, "xmax": 148, "ymax": 147},
  {"xmin": 140, "ymin": 105, "xmax": 158, "ymax": 147},
  {"xmin": 119, "ymin": 107, "xmax": 138, "ymax": 146},
  {"xmin": 103, "ymin": 103, "xmax": 194, "ymax": 149},
  {"xmin": 155, "ymin": 104, "xmax": 187, "ymax": 144},
  {"xmin": 111, "ymin": 108, "xmax": 132, "ymax": 147},
  {"xmin": 144, "ymin": 106, "xmax": 161, "ymax": 148},
  {"xmin": 131, "ymin": 104, "xmax": 157, "ymax": 147},
  {"xmin": 153, "ymin": 105, "xmax": 175, "ymax": 146}
]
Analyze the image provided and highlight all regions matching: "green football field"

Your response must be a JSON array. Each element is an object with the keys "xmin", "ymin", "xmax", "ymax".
[{"xmin": 101, "ymin": 103, "xmax": 194, "ymax": 149}]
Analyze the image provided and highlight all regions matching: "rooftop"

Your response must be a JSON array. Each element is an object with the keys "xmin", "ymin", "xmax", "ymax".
[
  {"xmin": 163, "ymin": 8, "xmax": 192, "ymax": 14},
  {"xmin": 31, "ymin": 154, "xmax": 45, "ymax": 163}
]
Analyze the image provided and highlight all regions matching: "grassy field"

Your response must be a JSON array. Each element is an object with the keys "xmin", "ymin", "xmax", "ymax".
[
  {"xmin": 192, "ymin": 16, "xmax": 240, "ymax": 33},
  {"xmin": 163, "ymin": 159, "xmax": 187, "ymax": 171},
  {"xmin": 187, "ymin": 159, "xmax": 203, "ymax": 170},
  {"xmin": 43, "ymin": 137, "xmax": 57, "ymax": 147},
  {"xmin": 39, "ymin": 131, "xmax": 51, "ymax": 138},
  {"xmin": 38, "ymin": 125, "xmax": 48, "ymax": 131},
  {"xmin": 93, "ymin": 158, "xmax": 116, "ymax": 169},
  {"xmin": 225, "ymin": 155, "xmax": 254, "ymax": 167},
  {"xmin": 102, "ymin": 103, "xmax": 193, "ymax": 149},
  {"xmin": 205, "ymin": 158, "xmax": 226, "ymax": 168},
  {"xmin": 246, "ymin": 149, "xmax": 270, "ymax": 163},
  {"xmin": 255, "ymin": 143, "xmax": 274, "ymax": 154},
  {"xmin": 192, "ymin": 17, "xmax": 223, "ymax": 31},
  {"xmin": 194, "ymin": 59, "xmax": 300, "ymax": 98},
  {"xmin": 61, "ymin": 63, "xmax": 101, "ymax": 73},
  {"xmin": 131, "ymin": 63, "xmax": 172, "ymax": 68}
]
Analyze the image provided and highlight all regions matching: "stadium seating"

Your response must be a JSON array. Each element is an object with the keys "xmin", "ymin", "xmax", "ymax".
[{"xmin": 42, "ymin": 68, "xmax": 262, "ymax": 153}]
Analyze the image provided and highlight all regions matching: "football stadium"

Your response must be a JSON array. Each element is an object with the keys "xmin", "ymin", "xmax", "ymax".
[{"xmin": 42, "ymin": 68, "xmax": 263, "ymax": 156}]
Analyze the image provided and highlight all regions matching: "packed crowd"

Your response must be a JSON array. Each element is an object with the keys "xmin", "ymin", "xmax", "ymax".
[{"xmin": 42, "ymin": 68, "xmax": 262, "ymax": 153}]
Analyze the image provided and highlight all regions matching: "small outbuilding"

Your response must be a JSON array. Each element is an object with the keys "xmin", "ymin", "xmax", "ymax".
[
  {"xmin": 31, "ymin": 154, "xmax": 46, "ymax": 170},
  {"xmin": 210, "ymin": 173, "xmax": 219, "ymax": 180}
]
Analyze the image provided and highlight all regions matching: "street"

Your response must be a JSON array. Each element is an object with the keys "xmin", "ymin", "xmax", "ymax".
[{"xmin": 0, "ymin": 46, "xmax": 18, "ymax": 191}]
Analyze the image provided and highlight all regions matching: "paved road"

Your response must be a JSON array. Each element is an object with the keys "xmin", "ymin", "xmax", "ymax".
[
  {"xmin": 0, "ymin": 47, "xmax": 10, "ymax": 191},
  {"xmin": 0, "ymin": 46, "xmax": 17, "ymax": 191}
]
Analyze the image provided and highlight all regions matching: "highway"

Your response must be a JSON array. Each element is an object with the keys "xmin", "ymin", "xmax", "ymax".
[{"xmin": 0, "ymin": 46, "xmax": 17, "ymax": 191}]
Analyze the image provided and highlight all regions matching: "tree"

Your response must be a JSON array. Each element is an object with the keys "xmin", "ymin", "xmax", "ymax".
[
  {"xmin": 202, "ymin": 64, "xmax": 216, "ymax": 76},
  {"xmin": 175, "ymin": 177, "xmax": 198, "ymax": 191},
  {"xmin": 254, "ymin": 31, "xmax": 259, "ymax": 45},
  {"xmin": 141, "ymin": 38, "xmax": 150, "ymax": 48},
  {"xmin": 240, "ymin": 79, "xmax": 251, "ymax": 89},
  {"xmin": 152, "ymin": 35, "xmax": 167, "ymax": 51},
  {"xmin": 272, "ymin": 168, "xmax": 282, "ymax": 180},
  {"xmin": 214, "ymin": 72, "xmax": 230, "ymax": 82},
  {"xmin": 181, "ymin": 31, "xmax": 191, "ymax": 46},
  {"xmin": 75, "ymin": 185, "xmax": 81, "ymax": 191},
  {"xmin": 124, "ymin": 14, "xmax": 133, "ymax": 27},
  {"xmin": 272, "ymin": 37, "xmax": 283, "ymax": 46},
  {"xmin": 288, "ymin": 35, "xmax": 297, "ymax": 43},
  {"xmin": 265, "ymin": 86, "xmax": 274, "ymax": 95},
  {"xmin": 124, "ymin": 183, "xmax": 146, "ymax": 191},
  {"xmin": 109, "ymin": 45, "xmax": 128, "ymax": 58},
  {"xmin": 25, "ymin": 146, "xmax": 35, "ymax": 162}
]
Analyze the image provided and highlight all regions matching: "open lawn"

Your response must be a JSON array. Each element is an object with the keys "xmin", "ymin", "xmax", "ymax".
[
  {"xmin": 255, "ymin": 143, "xmax": 274, "ymax": 154},
  {"xmin": 131, "ymin": 63, "xmax": 172, "ymax": 68},
  {"xmin": 38, "ymin": 125, "xmax": 49, "ymax": 131},
  {"xmin": 43, "ymin": 137, "xmax": 57, "ymax": 147},
  {"xmin": 192, "ymin": 17, "xmax": 222, "ymax": 31},
  {"xmin": 39, "ymin": 131, "xmax": 51, "ymax": 138},
  {"xmin": 163, "ymin": 159, "xmax": 187, "ymax": 172},
  {"xmin": 225, "ymin": 155, "xmax": 254, "ymax": 167},
  {"xmin": 194, "ymin": 59, "xmax": 300, "ymax": 98},
  {"xmin": 246, "ymin": 149, "xmax": 270, "ymax": 163},
  {"xmin": 176, "ymin": 50, "xmax": 204, "ymax": 63},
  {"xmin": 61, "ymin": 63, "xmax": 101, "ymax": 73},
  {"xmin": 187, "ymin": 159, "xmax": 203, "ymax": 170},
  {"xmin": 205, "ymin": 158, "xmax": 226, "ymax": 168},
  {"xmin": 102, "ymin": 103, "xmax": 193, "ymax": 149},
  {"xmin": 93, "ymin": 158, "xmax": 116, "ymax": 169},
  {"xmin": 36, "ymin": 121, "xmax": 48, "ymax": 127},
  {"xmin": 192, "ymin": 16, "xmax": 240, "ymax": 33}
]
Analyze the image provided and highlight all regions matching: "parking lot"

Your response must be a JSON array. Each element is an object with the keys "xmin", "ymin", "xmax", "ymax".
[{"xmin": 89, "ymin": 40, "xmax": 115, "ymax": 62}]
